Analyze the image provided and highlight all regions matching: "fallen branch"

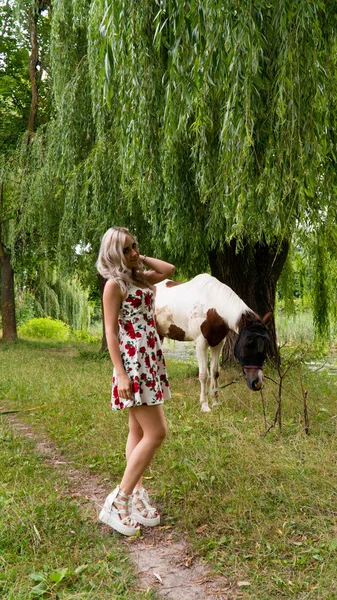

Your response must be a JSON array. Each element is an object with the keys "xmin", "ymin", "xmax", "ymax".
[{"xmin": 208, "ymin": 376, "xmax": 244, "ymax": 395}]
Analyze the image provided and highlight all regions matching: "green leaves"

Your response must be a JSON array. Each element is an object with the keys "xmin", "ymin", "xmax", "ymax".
[{"xmin": 28, "ymin": 566, "xmax": 89, "ymax": 597}]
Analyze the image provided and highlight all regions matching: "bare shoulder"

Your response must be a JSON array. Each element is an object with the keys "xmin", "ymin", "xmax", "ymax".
[{"xmin": 103, "ymin": 278, "xmax": 123, "ymax": 300}]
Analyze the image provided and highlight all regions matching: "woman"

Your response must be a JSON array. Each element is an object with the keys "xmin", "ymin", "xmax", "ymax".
[{"xmin": 96, "ymin": 227, "xmax": 175, "ymax": 536}]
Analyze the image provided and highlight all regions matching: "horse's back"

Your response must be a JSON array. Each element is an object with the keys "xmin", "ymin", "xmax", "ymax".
[{"xmin": 155, "ymin": 274, "xmax": 221, "ymax": 341}]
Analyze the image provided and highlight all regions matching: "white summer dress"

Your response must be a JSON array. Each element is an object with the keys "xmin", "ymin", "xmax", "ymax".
[{"xmin": 111, "ymin": 284, "xmax": 170, "ymax": 410}]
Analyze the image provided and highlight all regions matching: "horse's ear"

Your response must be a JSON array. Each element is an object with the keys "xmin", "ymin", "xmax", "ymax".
[{"xmin": 262, "ymin": 312, "xmax": 273, "ymax": 325}]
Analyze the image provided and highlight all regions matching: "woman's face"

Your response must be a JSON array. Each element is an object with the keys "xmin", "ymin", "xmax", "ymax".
[{"xmin": 122, "ymin": 233, "xmax": 140, "ymax": 269}]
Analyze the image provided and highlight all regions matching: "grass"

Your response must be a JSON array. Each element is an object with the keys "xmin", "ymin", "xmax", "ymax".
[
  {"xmin": 0, "ymin": 417, "xmax": 156, "ymax": 599},
  {"xmin": 1, "ymin": 338, "xmax": 337, "ymax": 599}
]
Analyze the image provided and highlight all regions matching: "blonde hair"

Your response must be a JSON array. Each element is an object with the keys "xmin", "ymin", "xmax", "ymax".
[{"xmin": 96, "ymin": 227, "xmax": 147, "ymax": 296}]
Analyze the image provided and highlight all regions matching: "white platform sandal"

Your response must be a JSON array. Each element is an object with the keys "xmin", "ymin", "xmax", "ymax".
[
  {"xmin": 99, "ymin": 486, "xmax": 140, "ymax": 537},
  {"xmin": 131, "ymin": 487, "xmax": 160, "ymax": 527}
]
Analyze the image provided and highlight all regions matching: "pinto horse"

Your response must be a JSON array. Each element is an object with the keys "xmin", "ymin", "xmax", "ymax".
[{"xmin": 155, "ymin": 274, "xmax": 271, "ymax": 412}]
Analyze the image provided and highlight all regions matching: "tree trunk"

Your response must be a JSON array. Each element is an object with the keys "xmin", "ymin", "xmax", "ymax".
[
  {"xmin": 98, "ymin": 275, "xmax": 107, "ymax": 352},
  {"xmin": 0, "ymin": 181, "xmax": 17, "ymax": 341},
  {"xmin": 209, "ymin": 239, "xmax": 289, "ymax": 364},
  {"xmin": 27, "ymin": 6, "xmax": 39, "ymax": 136},
  {"xmin": 0, "ymin": 245, "xmax": 17, "ymax": 342}
]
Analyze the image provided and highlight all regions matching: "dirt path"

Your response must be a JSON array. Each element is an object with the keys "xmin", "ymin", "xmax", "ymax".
[{"xmin": 7, "ymin": 416, "xmax": 240, "ymax": 600}]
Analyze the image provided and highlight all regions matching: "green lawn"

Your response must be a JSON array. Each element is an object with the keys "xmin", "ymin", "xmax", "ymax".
[
  {"xmin": 1, "ymin": 339, "xmax": 337, "ymax": 599},
  {"xmin": 0, "ymin": 419, "xmax": 155, "ymax": 599}
]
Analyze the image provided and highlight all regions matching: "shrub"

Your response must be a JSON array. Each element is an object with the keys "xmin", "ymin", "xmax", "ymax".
[
  {"xmin": 19, "ymin": 317, "xmax": 71, "ymax": 341},
  {"xmin": 71, "ymin": 329, "xmax": 100, "ymax": 343}
]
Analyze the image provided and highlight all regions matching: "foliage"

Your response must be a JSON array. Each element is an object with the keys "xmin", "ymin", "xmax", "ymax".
[
  {"xmin": 15, "ymin": 270, "xmax": 92, "ymax": 330},
  {"xmin": 0, "ymin": 2, "xmax": 31, "ymax": 155},
  {"xmin": 277, "ymin": 239, "xmax": 337, "ymax": 339},
  {"xmin": 16, "ymin": 0, "xmax": 336, "ymax": 324},
  {"xmin": 19, "ymin": 317, "xmax": 71, "ymax": 340},
  {"xmin": 71, "ymin": 328, "xmax": 100, "ymax": 343},
  {"xmin": 98, "ymin": 0, "xmax": 337, "ymax": 250},
  {"xmin": 1, "ymin": 340, "xmax": 337, "ymax": 598},
  {"xmin": 2, "ymin": 0, "xmax": 337, "ymax": 337}
]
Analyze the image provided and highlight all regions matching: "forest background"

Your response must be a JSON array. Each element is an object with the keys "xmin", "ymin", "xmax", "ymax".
[{"xmin": 1, "ymin": 0, "xmax": 337, "ymax": 352}]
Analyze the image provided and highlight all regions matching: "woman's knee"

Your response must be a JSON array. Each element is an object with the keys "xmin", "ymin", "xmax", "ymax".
[
  {"xmin": 133, "ymin": 405, "xmax": 167, "ymax": 446},
  {"xmin": 157, "ymin": 422, "xmax": 167, "ymax": 443},
  {"xmin": 147, "ymin": 422, "xmax": 167, "ymax": 447}
]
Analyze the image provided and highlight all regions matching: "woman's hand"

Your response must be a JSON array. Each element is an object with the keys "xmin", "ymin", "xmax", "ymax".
[{"xmin": 117, "ymin": 373, "xmax": 133, "ymax": 401}]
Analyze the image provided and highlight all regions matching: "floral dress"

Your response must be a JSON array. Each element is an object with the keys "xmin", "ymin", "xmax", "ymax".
[{"xmin": 111, "ymin": 284, "xmax": 170, "ymax": 410}]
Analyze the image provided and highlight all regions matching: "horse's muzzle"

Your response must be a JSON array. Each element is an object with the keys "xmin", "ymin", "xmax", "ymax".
[{"xmin": 243, "ymin": 367, "xmax": 263, "ymax": 391}]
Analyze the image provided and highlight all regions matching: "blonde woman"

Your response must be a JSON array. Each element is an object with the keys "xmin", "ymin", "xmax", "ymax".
[{"xmin": 96, "ymin": 227, "xmax": 175, "ymax": 536}]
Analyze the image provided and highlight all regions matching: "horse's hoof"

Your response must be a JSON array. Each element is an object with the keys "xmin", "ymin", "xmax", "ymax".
[{"xmin": 201, "ymin": 403, "xmax": 211, "ymax": 413}]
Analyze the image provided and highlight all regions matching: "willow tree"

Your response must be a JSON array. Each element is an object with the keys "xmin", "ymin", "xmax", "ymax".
[
  {"xmin": 17, "ymin": 1, "xmax": 337, "ymax": 353},
  {"xmin": 21, "ymin": 0, "xmax": 155, "ymax": 339},
  {"xmin": 0, "ymin": 1, "xmax": 89, "ymax": 338},
  {"xmin": 0, "ymin": 0, "xmax": 31, "ymax": 340},
  {"xmin": 93, "ymin": 0, "xmax": 337, "ymax": 355},
  {"xmin": 0, "ymin": 0, "xmax": 52, "ymax": 340}
]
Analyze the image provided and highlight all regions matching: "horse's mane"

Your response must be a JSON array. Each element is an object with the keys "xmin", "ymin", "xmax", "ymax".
[{"xmin": 196, "ymin": 274, "xmax": 254, "ymax": 330}]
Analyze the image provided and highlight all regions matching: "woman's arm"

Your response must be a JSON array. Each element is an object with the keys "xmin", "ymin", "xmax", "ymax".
[
  {"xmin": 139, "ymin": 256, "xmax": 175, "ymax": 284},
  {"xmin": 103, "ymin": 279, "xmax": 133, "ymax": 399}
]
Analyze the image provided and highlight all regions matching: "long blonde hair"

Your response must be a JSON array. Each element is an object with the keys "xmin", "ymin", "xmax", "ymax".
[{"xmin": 96, "ymin": 227, "xmax": 147, "ymax": 296}]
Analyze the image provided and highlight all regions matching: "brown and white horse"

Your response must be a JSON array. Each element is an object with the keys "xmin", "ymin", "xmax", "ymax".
[{"xmin": 155, "ymin": 274, "xmax": 271, "ymax": 412}]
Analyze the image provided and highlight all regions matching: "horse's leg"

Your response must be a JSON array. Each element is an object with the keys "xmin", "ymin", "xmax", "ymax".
[
  {"xmin": 196, "ymin": 336, "xmax": 210, "ymax": 413},
  {"xmin": 210, "ymin": 341, "xmax": 225, "ymax": 407}
]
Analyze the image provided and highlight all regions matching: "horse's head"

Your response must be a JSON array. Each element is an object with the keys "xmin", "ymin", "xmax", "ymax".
[{"xmin": 234, "ymin": 313, "xmax": 272, "ymax": 391}]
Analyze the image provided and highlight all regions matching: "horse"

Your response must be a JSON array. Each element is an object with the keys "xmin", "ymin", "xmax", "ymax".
[{"xmin": 155, "ymin": 273, "xmax": 271, "ymax": 412}]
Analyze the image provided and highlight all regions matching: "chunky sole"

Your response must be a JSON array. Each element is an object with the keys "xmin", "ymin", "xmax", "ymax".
[
  {"xmin": 131, "ymin": 510, "xmax": 160, "ymax": 527},
  {"xmin": 99, "ymin": 502, "xmax": 140, "ymax": 537}
]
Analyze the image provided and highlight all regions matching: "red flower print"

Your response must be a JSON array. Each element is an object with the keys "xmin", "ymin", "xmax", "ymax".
[
  {"xmin": 157, "ymin": 349, "xmax": 163, "ymax": 358},
  {"xmin": 145, "ymin": 379, "xmax": 156, "ymax": 390},
  {"xmin": 141, "ymin": 373, "xmax": 147, "ymax": 381},
  {"xmin": 139, "ymin": 346, "xmax": 146, "ymax": 354},
  {"xmin": 156, "ymin": 390, "xmax": 163, "ymax": 400},
  {"xmin": 160, "ymin": 374, "xmax": 169, "ymax": 386},
  {"xmin": 124, "ymin": 321, "xmax": 136, "ymax": 340},
  {"xmin": 145, "ymin": 355, "xmax": 151, "ymax": 368},
  {"xmin": 125, "ymin": 343, "xmax": 136, "ymax": 357},
  {"xmin": 145, "ymin": 292, "xmax": 152, "ymax": 309},
  {"xmin": 124, "ymin": 321, "xmax": 136, "ymax": 339},
  {"xmin": 136, "ymin": 289, "xmax": 143, "ymax": 296},
  {"xmin": 113, "ymin": 386, "xmax": 119, "ymax": 399},
  {"xmin": 148, "ymin": 317, "xmax": 155, "ymax": 327},
  {"xmin": 132, "ymin": 380, "xmax": 140, "ymax": 393},
  {"xmin": 147, "ymin": 333, "xmax": 156, "ymax": 349},
  {"xmin": 127, "ymin": 297, "xmax": 142, "ymax": 308}
]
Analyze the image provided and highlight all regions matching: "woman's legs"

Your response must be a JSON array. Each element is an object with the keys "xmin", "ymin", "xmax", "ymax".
[
  {"xmin": 125, "ymin": 409, "xmax": 144, "ymax": 490},
  {"xmin": 100, "ymin": 404, "xmax": 166, "ymax": 534},
  {"xmin": 120, "ymin": 404, "xmax": 167, "ymax": 495}
]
